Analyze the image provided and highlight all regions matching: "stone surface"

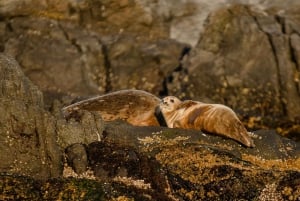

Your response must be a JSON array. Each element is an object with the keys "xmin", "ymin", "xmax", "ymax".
[
  {"xmin": 0, "ymin": 1, "xmax": 300, "ymax": 200},
  {"xmin": 1, "ymin": 0, "xmax": 300, "ymax": 138},
  {"xmin": 56, "ymin": 109, "xmax": 103, "ymax": 149},
  {"xmin": 0, "ymin": 53, "xmax": 106, "ymax": 180},
  {"xmin": 105, "ymin": 37, "xmax": 187, "ymax": 94},
  {"xmin": 88, "ymin": 121, "xmax": 300, "ymax": 200},
  {"xmin": 0, "ymin": 54, "xmax": 62, "ymax": 180},
  {"xmin": 1, "ymin": 119, "xmax": 299, "ymax": 200},
  {"xmin": 139, "ymin": 0, "xmax": 300, "ymax": 46},
  {"xmin": 171, "ymin": 5, "xmax": 300, "ymax": 130},
  {"xmin": 0, "ymin": 173, "xmax": 105, "ymax": 200},
  {"xmin": 0, "ymin": 0, "xmax": 187, "ymax": 102},
  {"xmin": 65, "ymin": 143, "xmax": 88, "ymax": 174},
  {"xmin": 4, "ymin": 17, "xmax": 107, "ymax": 102}
]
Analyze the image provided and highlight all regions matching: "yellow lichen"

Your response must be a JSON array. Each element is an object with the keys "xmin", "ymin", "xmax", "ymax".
[{"xmin": 242, "ymin": 154, "xmax": 300, "ymax": 171}]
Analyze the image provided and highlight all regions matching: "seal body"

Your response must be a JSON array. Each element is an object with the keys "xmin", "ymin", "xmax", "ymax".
[
  {"xmin": 62, "ymin": 90, "xmax": 161, "ymax": 126},
  {"xmin": 159, "ymin": 96, "xmax": 255, "ymax": 147}
]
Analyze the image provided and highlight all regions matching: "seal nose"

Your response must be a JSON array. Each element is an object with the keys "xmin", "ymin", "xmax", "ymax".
[{"xmin": 161, "ymin": 99, "xmax": 168, "ymax": 105}]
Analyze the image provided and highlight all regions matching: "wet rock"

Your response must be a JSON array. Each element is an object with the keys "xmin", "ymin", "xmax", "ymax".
[
  {"xmin": 0, "ymin": 54, "xmax": 62, "ymax": 180},
  {"xmin": 0, "ymin": 172, "xmax": 174, "ymax": 201}
]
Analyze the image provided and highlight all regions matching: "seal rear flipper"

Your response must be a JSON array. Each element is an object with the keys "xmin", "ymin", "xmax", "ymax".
[{"xmin": 233, "ymin": 123, "xmax": 255, "ymax": 148}]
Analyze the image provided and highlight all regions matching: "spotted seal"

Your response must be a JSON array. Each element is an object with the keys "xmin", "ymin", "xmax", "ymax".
[{"xmin": 62, "ymin": 90, "xmax": 162, "ymax": 126}]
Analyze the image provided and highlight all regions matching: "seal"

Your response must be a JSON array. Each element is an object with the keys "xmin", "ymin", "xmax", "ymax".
[
  {"xmin": 62, "ymin": 90, "xmax": 162, "ymax": 126},
  {"xmin": 159, "ymin": 96, "xmax": 255, "ymax": 147}
]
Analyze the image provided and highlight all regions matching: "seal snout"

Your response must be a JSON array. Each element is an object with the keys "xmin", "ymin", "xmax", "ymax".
[
  {"xmin": 160, "ymin": 98, "xmax": 168, "ymax": 106},
  {"xmin": 162, "ymin": 97, "xmax": 174, "ymax": 104}
]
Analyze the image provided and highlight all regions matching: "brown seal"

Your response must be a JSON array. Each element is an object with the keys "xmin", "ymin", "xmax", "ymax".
[
  {"xmin": 159, "ymin": 96, "xmax": 255, "ymax": 147},
  {"xmin": 62, "ymin": 90, "xmax": 161, "ymax": 126}
]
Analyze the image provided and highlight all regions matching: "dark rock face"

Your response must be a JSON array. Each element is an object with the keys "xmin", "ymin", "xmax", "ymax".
[{"xmin": 0, "ymin": 54, "xmax": 62, "ymax": 180}]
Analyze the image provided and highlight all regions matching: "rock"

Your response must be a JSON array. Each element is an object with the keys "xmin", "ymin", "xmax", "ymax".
[
  {"xmin": 65, "ymin": 143, "xmax": 88, "ymax": 174},
  {"xmin": 0, "ymin": 172, "xmax": 173, "ymax": 200},
  {"xmin": 86, "ymin": 121, "xmax": 300, "ymax": 200},
  {"xmin": 1, "ymin": 1, "xmax": 300, "ymax": 134},
  {"xmin": 0, "ymin": 173, "xmax": 105, "ymax": 200},
  {"xmin": 0, "ymin": 0, "xmax": 187, "ymax": 101},
  {"xmin": 1, "ymin": 118, "xmax": 299, "ymax": 200},
  {"xmin": 105, "ymin": 36, "xmax": 189, "ymax": 94},
  {"xmin": 4, "ymin": 17, "xmax": 106, "ymax": 103},
  {"xmin": 4, "ymin": 1, "xmax": 299, "ymax": 134},
  {"xmin": 1, "ymin": 1, "xmax": 300, "ymax": 199},
  {"xmin": 0, "ymin": 0, "xmax": 47, "ymax": 18},
  {"xmin": 170, "ymin": 4, "xmax": 300, "ymax": 129},
  {"xmin": 0, "ymin": 54, "xmax": 62, "ymax": 180},
  {"xmin": 139, "ymin": 0, "xmax": 300, "ymax": 47},
  {"xmin": 56, "ymin": 110, "xmax": 104, "ymax": 149}
]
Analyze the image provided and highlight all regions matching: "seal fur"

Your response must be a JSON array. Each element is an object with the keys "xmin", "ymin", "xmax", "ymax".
[
  {"xmin": 62, "ymin": 90, "xmax": 161, "ymax": 126},
  {"xmin": 159, "ymin": 96, "xmax": 255, "ymax": 147}
]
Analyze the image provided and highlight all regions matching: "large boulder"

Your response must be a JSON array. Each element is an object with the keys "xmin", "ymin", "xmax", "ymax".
[
  {"xmin": 1, "ymin": 1, "xmax": 300, "ymax": 200},
  {"xmin": 0, "ymin": 53, "xmax": 105, "ymax": 179},
  {"xmin": 0, "ymin": 54, "xmax": 62, "ymax": 180},
  {"xmin": 2, "ymin": 1, "xmax": 299, "ymax": 139},
  {"xmin": 88, "ymin": 121, "xmax": 300, "ymax": 200},
  {"xmin": 1, "ymin": 118, "xmax": 299, "ymax": 200},
  {"xmin": 0, "ymin": 54, "xmax": 299, "ymax": 200},
  {"xmin": 4, "ymin": 17, "xmax": 107, "ymax": 100},
  {"xmin": 167, "ymin": 5, "xmax": 300, "ymax": 130},
  {"xmin": 0, "ymin": 0, "xmax": 189, "ymax": 102}
]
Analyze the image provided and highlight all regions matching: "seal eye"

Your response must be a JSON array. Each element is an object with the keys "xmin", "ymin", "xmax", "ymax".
[{"xmin": 170, "ymin": 99, "xmax": 174, "ymax": 103}]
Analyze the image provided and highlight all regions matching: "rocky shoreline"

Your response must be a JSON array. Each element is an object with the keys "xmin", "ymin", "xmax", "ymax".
[{"xmin": 0, "ymin": 0, "xmax": 300, "ymax": 200}]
